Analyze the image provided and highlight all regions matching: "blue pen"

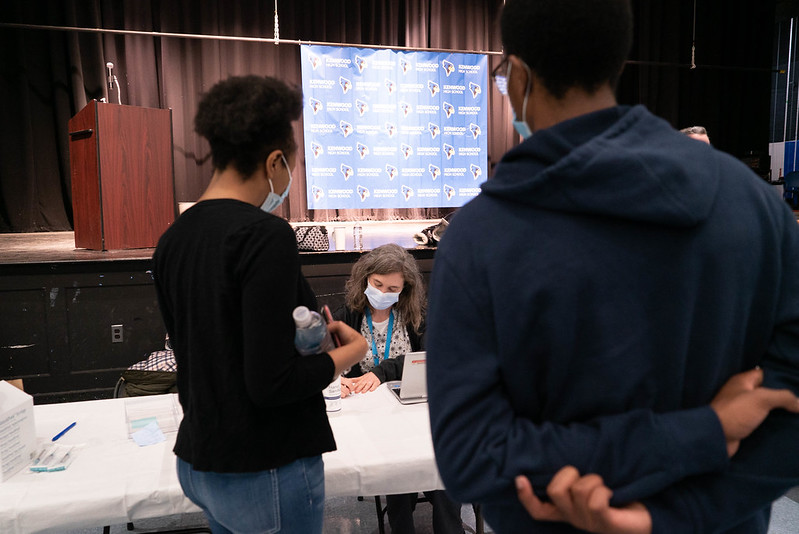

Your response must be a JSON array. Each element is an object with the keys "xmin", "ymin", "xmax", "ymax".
[{"xmin": 51, "ymin": 421, "xmax": 76, "ymax": 442}]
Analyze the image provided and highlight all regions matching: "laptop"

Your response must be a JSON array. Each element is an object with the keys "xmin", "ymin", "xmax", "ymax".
[{"xmin": 387, "ymin": 351, "xmax": 428, "ymax": 404}]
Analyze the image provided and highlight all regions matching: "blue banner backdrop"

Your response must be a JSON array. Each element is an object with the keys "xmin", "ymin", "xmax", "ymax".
[{"xmin": 300, "ymin": 44, "xmax": 488, "ymax": 210}]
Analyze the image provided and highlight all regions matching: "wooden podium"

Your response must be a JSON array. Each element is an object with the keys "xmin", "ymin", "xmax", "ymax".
[{"xmin": 68, "ymin": 101, "xmax": 176, "ymax": 250}]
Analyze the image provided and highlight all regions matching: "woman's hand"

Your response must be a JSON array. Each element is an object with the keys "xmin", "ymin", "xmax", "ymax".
[
  {"xmin": 340, "ymin": 376, "xmax": 356, "ymax": 398},
  {"xmin": 327, "ymin": 321, "xmax": 368, "ymax": 377},
  {"xmin": 351, "ymin": 372, "xmax": 382, "ymax": 394}
]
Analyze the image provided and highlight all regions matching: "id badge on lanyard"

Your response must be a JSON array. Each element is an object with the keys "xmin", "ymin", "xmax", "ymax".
[{"xmin": 365, "ymin": 308, "xmax": 394, "ymax": 367}]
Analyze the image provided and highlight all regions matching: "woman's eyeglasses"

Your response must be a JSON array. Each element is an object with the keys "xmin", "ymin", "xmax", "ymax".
[{"xmin": 492, "ymin": 56, "xmax": 509, "ymax": 95}]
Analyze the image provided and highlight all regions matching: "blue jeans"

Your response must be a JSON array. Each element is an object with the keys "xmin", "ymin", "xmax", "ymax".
[{"xmin": 176, "ymin": 455, "xmax": 325, "ymax": 534}]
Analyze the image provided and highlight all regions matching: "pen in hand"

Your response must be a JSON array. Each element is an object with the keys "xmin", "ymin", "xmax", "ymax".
[{"xmin": 52, "ymin": 421, "xmax": 76, "ymax": 442}]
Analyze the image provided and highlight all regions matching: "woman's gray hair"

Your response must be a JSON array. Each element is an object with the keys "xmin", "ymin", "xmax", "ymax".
[
  {"xmin": 680, "ymin": 125, "xmax": 708, "ymax": 136},
  {"xmin": 344, "ymin": 243, "xmax": 426, "ymax": 332}
]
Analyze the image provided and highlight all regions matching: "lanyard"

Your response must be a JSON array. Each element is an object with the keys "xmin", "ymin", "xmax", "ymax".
[{"xmin": 365, "ymin": 308, "xmax": 394, "ymax": 367}]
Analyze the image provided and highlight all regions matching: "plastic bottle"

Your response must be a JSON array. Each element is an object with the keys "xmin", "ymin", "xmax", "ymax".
[
  {"xmin": 293, "ymin": 306, "xmax": 341, "ymax": 412},
  {"xmin": 353, "ymin": 222, "xmax": 363, "ymax": 251}
]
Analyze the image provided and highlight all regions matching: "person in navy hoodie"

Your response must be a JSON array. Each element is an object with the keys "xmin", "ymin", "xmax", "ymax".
[{"xmin": 426, "ymin": 1, "xmax": 799, "ymax": 533}]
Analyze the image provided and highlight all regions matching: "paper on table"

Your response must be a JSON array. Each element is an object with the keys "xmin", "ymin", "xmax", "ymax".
[
  {"xmin": 124, "ymin": 395, "xmax": 182, "ymax": 437},
  {"xmin": 131, "ymin": 421, "xmax": 166, "ymax": 447}
]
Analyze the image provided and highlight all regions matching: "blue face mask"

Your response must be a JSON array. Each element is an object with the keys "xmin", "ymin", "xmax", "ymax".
[
  {"xmin": 507, "ymin": 61, "xmax": 534, "ymax": 139},
  {"xmin": 260, "ymin": 154, "xmax": 293, "ymax": 213},
  {"xmin": 364, "ymin": 282, "xmax": 401, "ymax": 311}
]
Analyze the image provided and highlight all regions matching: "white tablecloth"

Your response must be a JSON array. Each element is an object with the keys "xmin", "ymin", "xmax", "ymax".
[{"xmin": 0, "ymin": 385, "xmax": 443, "ymax": 533}]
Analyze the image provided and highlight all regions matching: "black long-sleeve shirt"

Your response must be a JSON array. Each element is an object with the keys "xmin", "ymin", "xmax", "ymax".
[{"xmin": 153, "ymin": 199, "xmax": 335, "ymax": 472}]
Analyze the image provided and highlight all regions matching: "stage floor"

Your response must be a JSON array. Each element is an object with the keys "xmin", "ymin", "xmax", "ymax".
[
  {"xmin": 0, "ymin": 232, "xmax": 154, "ymax": 265},
  {"xmin": 0, "ymin": 220, "xmax": 440, "ymax": 265}
]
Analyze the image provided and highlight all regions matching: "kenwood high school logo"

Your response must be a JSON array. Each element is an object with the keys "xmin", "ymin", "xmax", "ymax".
[
  {"xmin": 442, "ymin": 59, "xmax": 455, "ymax": 76},
  {"xmin": 354, "ymin": 55, "xmax": 367, "ymax": 73},
  {"xmin": 357, "ymin": 185, "xmax": 370, "ymax": 201},
  {"xmin": 399, "ymin": 57, "xmax": 412, "ymax": 74},
  {"xmin": 308, "ymin": 53, "xmax": 321, "ymax": 70},
  {"xmin": 401, "ymin": 185, "xmax": 414, "ymax": 200},
  {"xmin": 428, "ymin": 81, "xmax": 439, "ymax": 96},
  {"xmin": 385, "ymin": 164, "xmax": 398, "ymax": 181},
  {"xmin": 401, "ymin": 144, "xmax": 413, "ymax": 159},
  {"xmin": 309, "ymin": 98, "xmax": 323, "ymax": 114},
  {"xmin": 469, "ymin": 82, "xmax": 482, "ymax": 98},
  {"xmin": 356, "ymin": 142, "xmax": 369, "ymax": 159},
  {"xmin": 443, "ymin": 144, "xmax": 455, "ymax": 160},
  {"xmin": 470, "ymin": 164, "xmax": 482, "ymax": 180},
  {"xmin": 428, "ymin": 164, "xmax": 441, "ymax": 181},
  {"xmin": 339, "ymin": 76, "xmax": 352, "ymax": 94},
  {"xmin": 428, "ymin": 122, "xmax": 440, "ymax": 139},
  {"xmin": 311, "ymin": 185, "xmax": 325, "ymax": 201},
  {"xmin": 442, "ymin": 102, "xmax": 455, "ymax": 118},
  {"xmin": 469, "ymin": 123, "xmax": 481, "ymax": 139},
  {"xmin": 355, "ymin": 99, "xmax": 369, "ymax": 116},
  {"xmin": 340, "ymin": 164, "xmax": 354, "ymax": 181},
  {"xmin": 400, "ymin": 102, "xmax": 412, "ymax": 117},
  {"xmin": 340, "ymin": 120, "xmax": 353, "ymax": 137},
  {"xmin": 385, "ymin": 122, "xmax": 397, "ymax": 137},
  {"xmin": 444, "ymin": 184, "xmax": 455, "ymax": 200},
  {"xmin": 311, "ymin": 142, "xmax": 324, "ymax": 158},
  {"xmin": 385, "ymin": 79, "xmax": 396, "ymax": 94}
]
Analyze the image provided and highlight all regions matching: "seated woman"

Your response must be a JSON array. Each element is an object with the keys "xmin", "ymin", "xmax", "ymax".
[{"xmin": 336, "ymin": 243, "xmax": 464, "ymax": 534}]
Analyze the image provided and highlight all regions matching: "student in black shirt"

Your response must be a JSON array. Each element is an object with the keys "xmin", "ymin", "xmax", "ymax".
[{"xmin": 153, "ymin": 76, "xmax": 367, "ymax": 534}]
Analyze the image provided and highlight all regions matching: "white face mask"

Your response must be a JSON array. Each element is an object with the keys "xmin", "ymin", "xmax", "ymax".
[
  {"xmin": 507, "ymin": 61, "xmax": 533, "ymax": 139},
  {"xmin": 364, "ymin": 281, "xmax": 401, "ymax": 310},
  {"xmin": 260, "ymin": 154, "xmax": 293, "ymax": 213}
]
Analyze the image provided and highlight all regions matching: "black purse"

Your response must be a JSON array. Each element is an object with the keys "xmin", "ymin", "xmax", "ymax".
[
  {"xmin": 295, "ymin": 225, "xmax": 331, "ymax": 252},
  {"xmin": 412, "ymin": 218, "xmax": 449, "ymax": 246}
]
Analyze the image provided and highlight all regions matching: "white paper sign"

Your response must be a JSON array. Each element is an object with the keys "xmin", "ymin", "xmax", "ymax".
[{"xmin": 0, "ymin": 381, "xmax": 35, "ymax": 482}]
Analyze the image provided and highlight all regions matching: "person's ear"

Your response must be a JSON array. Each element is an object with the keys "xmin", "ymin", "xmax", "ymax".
[
  {"xmin": 505, "ymin": 54, "xmax": 534, "ymax": 119},
  {"xmin": 506, "ymin": 55, "xmax": 532, "ymax": 97},
  {"xmin": 264, "ymin": 149, "xmax": 285, "ymax": 179}
]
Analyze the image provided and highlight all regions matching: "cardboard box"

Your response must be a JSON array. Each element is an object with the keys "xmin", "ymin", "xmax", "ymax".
[{"xmin": 0, "ymin": 380, "xmax": 35, "ymax": 482}]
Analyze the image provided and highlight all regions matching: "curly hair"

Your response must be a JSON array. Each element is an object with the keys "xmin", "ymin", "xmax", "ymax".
[
  {"xmin": 500, "ymin": 0, "xmax": 633, "ymax": 99},
  {"xmin": 194, "ymin": 75, "xmax": 302, "ymax": 177},
  {"xmin": 344, "ymin": 244, "xmax": 426, "ymax": 333}
]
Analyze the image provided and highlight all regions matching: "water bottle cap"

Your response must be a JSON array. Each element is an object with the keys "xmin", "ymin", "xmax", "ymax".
[{"xmin": 292, "ymin": 306, "xmax": 312, "ymax": 326}]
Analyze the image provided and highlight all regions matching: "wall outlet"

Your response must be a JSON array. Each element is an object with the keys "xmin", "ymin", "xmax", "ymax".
[{"xmin": 111, "ymin": 324, "xmax": 123, "ymax": 343}]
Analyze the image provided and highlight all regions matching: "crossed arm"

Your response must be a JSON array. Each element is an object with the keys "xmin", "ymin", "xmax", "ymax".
[
  {"xmin": 514, "ymin": 368, "xmax": 799, "ymax": 534},
  {"xmin": 512, "ymin": 211, "xmax": 799, "ymax": 533},
  {"xmin": 427, "ymin": 249, "xmax": 799, "ymax": 533}
]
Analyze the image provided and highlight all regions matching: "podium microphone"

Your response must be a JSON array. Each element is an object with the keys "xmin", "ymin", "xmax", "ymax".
[{"xmin": 106, "ymin": 62, "xmax": 115, "ymax": 91}]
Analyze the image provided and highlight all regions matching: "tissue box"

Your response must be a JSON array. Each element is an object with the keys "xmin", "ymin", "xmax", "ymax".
[{"xmin": 0, "ymin": 380, "xmax": 35, "ymax": 482}]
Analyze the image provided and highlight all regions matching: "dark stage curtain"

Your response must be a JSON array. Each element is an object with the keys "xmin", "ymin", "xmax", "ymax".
[
  {"xmin": 620, "ymin": 0, "xmax": 776, "ymax": 162},
  {"xmin": 0, "ymin": 0, "xmax": 506, "ymax": 232},
  {"xmin": 0, "ymin": 0, "xmax": 776, "ymax": 233}
]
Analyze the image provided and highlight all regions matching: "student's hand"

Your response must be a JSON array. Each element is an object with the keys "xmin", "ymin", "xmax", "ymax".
[
  {"xmin": 710, "ymin": 367, "xmax": 799, "ymax": 456},
  {"xmin": 327, "ymin": 322, "xmax": 368, "ymax": 376},
  {"xmin": 516, "ymin": 468, "xmax": 652, "ymax": 534},
  {"xmin": 351, "ymin": 372, "xmax": 381, "ymax": 394},
  {"xmin": 340, "ymin": 376, "xmax": 356, "ymax": 398},
  {"xmin": 328, "ymin": 321, "xmax": 362, "ymax": 347}
]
